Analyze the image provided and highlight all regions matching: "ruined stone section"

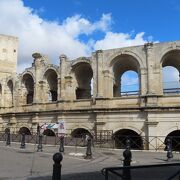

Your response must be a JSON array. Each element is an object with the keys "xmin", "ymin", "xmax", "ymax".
[
  {"xmin": 1, "ymin": 35, "xmax": 180, "ymax": 150},
  {"xmin": 0, "ymin": 34, "xmax": 18, "ymax": 79}
]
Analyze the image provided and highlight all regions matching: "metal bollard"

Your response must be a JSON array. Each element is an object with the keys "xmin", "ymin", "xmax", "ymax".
[
  {"xmin": 123, "ymin": 138, "xmax": 132, "ymax": 180},
  {"xmin": 85, "ymin": 135, "xmax": 92, "ymax": 159},
  {"xmin": 59, "ymin": 136, "xmax": 64, "ymax": 153},
  {"xmin": 20, "ymin": 133, "xmax": 26, "ymax": 149},
  {"xmin": 37, "ymin": 134, "xmax": 43, "ymax": 152},
  {"xmin": 166, "ymin": 137, "xmax": 173, "ymax": 161},
  {"xmin": 6, "ymin": 131, "xmax": 11, "ymax": 146},
  {"xmin": 52, "ymin": 152, "xmax": 63, "ymax": 180}
]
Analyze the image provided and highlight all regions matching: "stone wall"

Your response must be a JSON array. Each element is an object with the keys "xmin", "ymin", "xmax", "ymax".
[{"xmin": 1, "ymin": 35, "xmax": 180, "ymax": 149}]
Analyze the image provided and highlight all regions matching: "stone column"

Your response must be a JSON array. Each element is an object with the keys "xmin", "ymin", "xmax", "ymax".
[
  {"xmin": 103, "ymin": 70, "xmax": 113, "ymax": 98},
  {"xmin": 146, "ymin": 120, "xmax": 159, "ymax": 150},
  {"xmin": 0, "ymin": 115, "xmax": 3, "ymax": 131},
  {"xmin": 32, "ymin": 113, "xmax": 39, "ymax": 124},
  {"xmin": 96, "ymin": 50, "xmax": 104, "ymax": 98},
  {"xmin": 64, "ymin": 76, "xmax": 74, "ymax": 100},
  {"xmin": 0, "ymin": 82, "xmax": 4, "ymax": 107},
  {"xmin": 57, "ymin": 77, "xmax": 61, "ymax": 101},
  {"xmin": 140, "ymin": 68, "xmax": 147, "ymax": 95},
  {"xmin": 32, "ymin": 53, "xmax": 43, "ymax": 104},
  {"xmin": 59, "ymin": 54, "xmax": 67, "ymax": 100},
  {"xmin": 39, "ymin": 81, "xmax": 45, "ymax": 103},
  {"xmin": 10, "ymin": 114, "xmax": 17, "ymax": 133},
  {"xmin": 91, "ymin": 53, "xmax": 97, "ymax": 97},
  {"xmin": 144, "ymin": 43, "xmax": 155, "ymax": 95},
  {"xmin": 32, "ymin": 113, "xmax": 39, "ymax": 133}
]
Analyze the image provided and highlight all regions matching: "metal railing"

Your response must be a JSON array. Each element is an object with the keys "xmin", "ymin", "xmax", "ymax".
[
  {"xmin": 163, "ymin": 81, "xmax": 180, "ymax": 94},
  {"xmin": 102, "ymin": 163, "xmax": 180, "ymax": 180},
  {"xmin": 121, "ymin": 90, "xmax": 139, "ymax": 96},
  {"xmin": 1, "ymin": 132, "xmax": 180, "ymax": 151}
]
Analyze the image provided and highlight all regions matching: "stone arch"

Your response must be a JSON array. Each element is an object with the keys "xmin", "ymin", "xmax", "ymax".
[
  {"xmin": 108, "ymin": 50, "xmax": 144, "ymax": 69},
  {"xmin": 72, "ymin": 62, "xmax": 93, "ymax": 99},
  {"xmin": 43, "ymin": 69, "xmax": 58, "ymax": 102},
  {"xmin": 19, "ymin": 127, "xmax": 31, "ymax": 135},
  {"xmin": 71, "ymin": 128, "xmax": 92, "ymax": 138},
  {"xmin": 109, "ymin": 53, "xmax": 141, "ymax": 97},
  {"xmin": 164, "ymin": 130, "xmax": 180, "ymax": 151},
  {"xmin": 43, "ymin": 66, "xmax": 59, "ymax": 77},
  {"xmin": 113, "ymin": 128, "xmax": 143, "ymax": 149},
  {"xmin": 71, "ymin": 57, "xmax": 91, "ymax": 67},
  {"xmin": 163, "ymin": 126, "xmax": 179, "ymax": 138},
  {"xmin": 160, "ymin": 49, "xmax": 180, "ymax": 94},
  {"xmin": 22, "ymin": 73, "xmax": 35, "ymax": 104},
  {"xmin": 113, "ymin": 126, "xmax": 142, "ymax": 135},
  {"xmin": 159, "ymin": 46, "xmax": 180, "ymax": 65},
  {"xmin": 21, "ymin": 71, "xmax": 35, "ymax": 83}
]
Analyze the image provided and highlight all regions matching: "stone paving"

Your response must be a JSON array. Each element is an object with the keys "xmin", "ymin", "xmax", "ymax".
[{"xmin": 0, "ymin": 141, "xmax": 180, "ymax": 179}]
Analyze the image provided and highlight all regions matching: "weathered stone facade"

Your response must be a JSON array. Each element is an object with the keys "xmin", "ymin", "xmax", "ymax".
[{"xmin": 1, "ymin": 34, "xmax": 180, "ymax": 149}]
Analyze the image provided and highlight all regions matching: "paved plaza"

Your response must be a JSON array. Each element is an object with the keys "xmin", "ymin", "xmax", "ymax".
[{"xmin": 0, "ymin": 141, "xmax": 180, "ymax": 179}]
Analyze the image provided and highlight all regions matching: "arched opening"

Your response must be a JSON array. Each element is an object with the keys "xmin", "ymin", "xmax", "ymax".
[
  {"xmin": 163, "ymin": 66, "xmax": 180, "ymax": 94},
  {"xmin": 43, "ymin": 129, "xmax": 55, "ymax": 136},
  {"xmin": 19, "ymin": 127, "xmax": 31, "ymax": 135},
  {"xmin": 113, "ymin": 129, "xmax": 143, "ymax": 149},
  {"xmin": 71, "ymin": 128, "xmax": 91, "ymax": 138},
  {"xmin": 22, "ymin": 74, "xmax": 34, "ymax": 104},
  {"xmin": 44, "ymin": 69, "xmax": 58, "ymax": 102},
  {"xmin": 74, "ymin": 63, "xmax": 93, "ymax": 99},
  {"xmin": 121, "ymin": 71, "xmax": 139, "ymax": 95},
  {"xmin": 7, "ymin": 80, "xmax": 13, "ymax": 106},
  {"xmin": 162, "ymin": 50, "xmax": 180, "ymax": 94},
  {"xmin": 165, "ymin": 130, "xmax": 180, "ymax": 151},
  {"xmin": 112, "ymin": 54, "xmax": 140, "ymax": 97}
]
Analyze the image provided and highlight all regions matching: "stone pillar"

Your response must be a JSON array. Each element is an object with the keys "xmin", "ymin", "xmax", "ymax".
[
  {"xmin": 0, "ymin": 82, "xmax": 4, "ymax": 107},
  {"xmin": 21, "ymin": 87, "xmax": 27, "ymax": 105},
  {"xmin": 91, "ymin": 53, "xmax": 97, "ymax": 97},
  {"xmin": 144, "ymin": 43, "xmax": 155, "ymax": 95},
  {"xmin": 146, "ymin": 120, "xmax": 159, "ymax": 150},
  {"xmin": 102, "ymin": 70, "xmax": 113, "ymax": 98},
  {"xmin": 32, "ymin": 113, "xmax": 39, "ymax": 133},
  {"xmin": 57, "ymin": 77, "xmax": 61, "ymax": 101},
  {"xmin": 0, "ymin": 115, "xmax": 3, "ymax": 131},
  {"xmin": 32, "ymin": 113, "xmax": 39, "ymax": 124},
  {"xmin": 59, "ymin": 54, "xmax": 67, "ymax": 100},
  {"xmin": 32, "ymin": 53, "xmax": 43, "ymax": 104},
  {"xmin": 39, "ymin": 81, "xmax": 46, "ymax": 103},
  {"xmin": 10, "ymin": 114, "xmax": 17, "ymax": 133},
  {"xmin": 64, "ymin": 76, "xmax": 74, "ymax": 100},
  {"xmin": 96, "ymin": 50, "xmax": 104, "ymax": 98},
  {"xmin": 140, "ymin": 68, "xmax": 147, "ymax": 96}
]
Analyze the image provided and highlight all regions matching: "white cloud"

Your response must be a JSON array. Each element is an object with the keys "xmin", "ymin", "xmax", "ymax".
[
  {"xmin": 0, "ymin": 0, "xmax": 152, "ymax": 73},
  {"xmin": 62, "ymin": 13, "xmax": 112, "ymax": 38},
  {"xmin": 0, "ymin": 0, "xmax": 112, "ymax": 72},
  {"xmin": 94, "ymin": 32, "xmax": 147, "ymax": 50}
]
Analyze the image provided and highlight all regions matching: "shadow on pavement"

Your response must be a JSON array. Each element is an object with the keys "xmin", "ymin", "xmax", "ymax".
[
  {"xmin": 27, "ymin": 165, "xmax": 180, "ymax": 180},
  {"xmin": 27, "ymin": 171, "xmax": 104, "ymax": 180}
]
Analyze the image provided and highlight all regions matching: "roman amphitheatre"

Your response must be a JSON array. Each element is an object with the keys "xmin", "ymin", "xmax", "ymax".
[{"xmin": 0, "ymin": 34, "xmax": 180, "ymax": 150}]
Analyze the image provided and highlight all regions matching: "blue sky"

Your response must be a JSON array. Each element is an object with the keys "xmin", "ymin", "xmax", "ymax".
[
  {"xmin": 0, "ymin": 0, "xmax": 180, "ymax": 86},
  {"xmin": 22, "ymin": 0, "xmax": 180, "ymax": 42}
]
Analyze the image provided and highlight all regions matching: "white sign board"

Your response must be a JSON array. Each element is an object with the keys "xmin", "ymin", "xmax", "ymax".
[
  {"xmin": 58, "ymin": 120, "xmax": 66, "ymax": 137},
  {"xmin": 40, "ymin": 123, "xmax": 48, "ymax": 134}
]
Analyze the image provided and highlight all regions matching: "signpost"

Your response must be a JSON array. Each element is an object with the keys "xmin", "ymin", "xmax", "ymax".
[{"xmin": 58, "ymin": 120, "xmax": 66, "ymax": 152}]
